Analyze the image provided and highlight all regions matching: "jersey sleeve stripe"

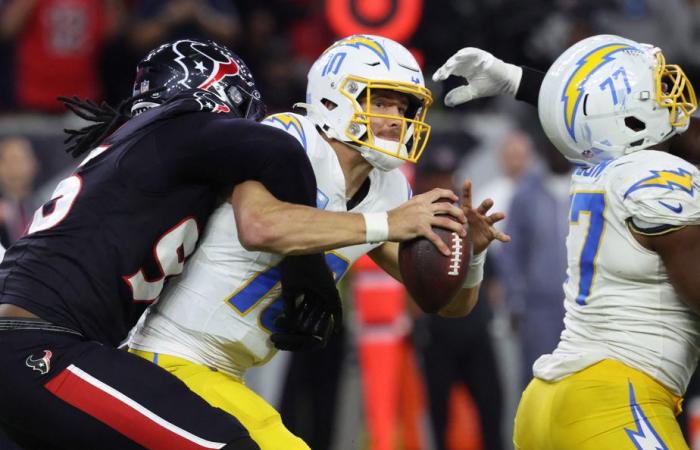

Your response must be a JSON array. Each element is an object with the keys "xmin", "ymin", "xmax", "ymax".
[{"xmin": 626, "ymin": 218, "xmax": 686, "ymax": 236}]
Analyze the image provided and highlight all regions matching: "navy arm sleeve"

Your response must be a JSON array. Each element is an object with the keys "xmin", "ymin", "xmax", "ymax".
[
  {"xmin": 515, "ymin": 66, "xmax": 544, "ymax": 107},
  {"xmin": 152, "ymin": 112, "xmax": 318, "ymax": 207},
  {"xmin": 117, "ymin": 110, "xmax": 341, "ymax": 325}
]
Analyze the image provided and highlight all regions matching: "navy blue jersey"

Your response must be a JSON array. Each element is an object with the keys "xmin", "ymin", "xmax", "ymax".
[{"xmin": 0, "ymin": 100, "xmax": 316, "ymax": 346}]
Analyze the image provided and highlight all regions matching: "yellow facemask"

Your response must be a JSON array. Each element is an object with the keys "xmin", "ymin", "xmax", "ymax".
[
  {"xmin": 655, "ymin": 51, "xmax": 697, "ymax": 128},
  {"xmin": 339, "ymin": 75, "xmax": 433, "ymax": 164}
]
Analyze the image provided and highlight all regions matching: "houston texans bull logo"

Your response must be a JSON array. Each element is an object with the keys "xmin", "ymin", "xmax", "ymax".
[
  {"xmin": 135, "ymin": 39, "xmax": 264, "ymax": 117},
  {"xmin": 168, "ymin": 39, "xmax": 262, "ymax": 114},
  {"xmin": 173, "ymin": 40, "xmax": 243, "ymax": 113},
  {"xmin": 173, "ymin": 40, "xmax": 240, "ymax": 88},
  {"xmin": 26, "ymin": 350, "xmax": 52, "ymax": 375}
]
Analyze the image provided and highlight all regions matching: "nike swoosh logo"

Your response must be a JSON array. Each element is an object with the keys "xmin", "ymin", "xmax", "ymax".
[
  {"xmin": 658, "ymin": 200, "xmax": 683, "ymax": 213},
  {"xmin": 612, "ymin": 161, "xmax": 634, "ymax": 168}
]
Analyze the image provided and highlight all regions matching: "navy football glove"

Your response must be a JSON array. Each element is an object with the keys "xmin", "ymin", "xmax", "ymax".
[
  {"xmin": 272, "ymin": 254, "xmax": 341, "ymax": 351},
  {"xmin": 271, "ymin": 293, "xmax": 335, "ymax": 351}
]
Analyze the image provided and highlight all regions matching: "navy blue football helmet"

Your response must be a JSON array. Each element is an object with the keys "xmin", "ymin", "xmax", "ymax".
[{"xmin": 131, "ymin": 39, "xmax": 266, "ymax": 120}]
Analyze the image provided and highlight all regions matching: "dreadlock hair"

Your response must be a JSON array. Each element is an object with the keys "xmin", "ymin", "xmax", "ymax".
[
  {"xmin": 59, "ymin": 96, "xmax": 131, "ymax": 158},
  {"xmin": 59, "ymin": 88, "xmax": 163, "ymax": 158}
]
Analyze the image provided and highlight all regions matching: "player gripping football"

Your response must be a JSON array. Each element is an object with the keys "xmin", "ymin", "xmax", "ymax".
[{"xmin": 127, "ymin": 34, "xmax": 510, "ymax": 450}]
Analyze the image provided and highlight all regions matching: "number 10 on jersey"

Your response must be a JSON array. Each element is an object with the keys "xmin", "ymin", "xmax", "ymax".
[{"xmin": 569, "ymin": 191, "xmax": 606, "ymax": 305}]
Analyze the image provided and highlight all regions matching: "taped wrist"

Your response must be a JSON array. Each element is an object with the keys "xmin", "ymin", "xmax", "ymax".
[
  {"xmin": 363, "ymin": 212, "xmax": 389, "ymax": 243},
  {"xmin": 463, "ymin": 250, "xmax": 487, "ymax": 288}
]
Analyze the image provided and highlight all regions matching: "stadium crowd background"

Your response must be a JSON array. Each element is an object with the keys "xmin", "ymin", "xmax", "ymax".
[{"xmin": 1, "ymin": 1, "xmax": 700, "ymax": 449}]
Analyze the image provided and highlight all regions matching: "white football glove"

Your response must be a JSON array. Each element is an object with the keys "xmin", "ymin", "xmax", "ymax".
[{"xmin": 432, "ymin": 48, "xmax": 523, "ymax": 107}]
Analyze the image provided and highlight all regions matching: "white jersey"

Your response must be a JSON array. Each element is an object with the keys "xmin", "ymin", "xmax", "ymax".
[
  {"xmin": 534, "ymin": 150, "xmax": 700, "ymax": 395},
  {"xmin": 128, "ymin": 113, "xmax": 411, "ymax": 379}
]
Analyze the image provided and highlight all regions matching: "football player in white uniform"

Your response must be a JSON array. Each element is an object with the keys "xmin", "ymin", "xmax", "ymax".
[
  {"xmin": 434, "ymin": 35, "xmax": 700, "ymax": 449},
  {"xmin": 127, "ymin": 35, "xmax": 509, "ymax": 450}
]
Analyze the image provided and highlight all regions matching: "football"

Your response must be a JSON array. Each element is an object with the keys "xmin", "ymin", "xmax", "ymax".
[{"xmin": 398, "ymin": 219, "xmax": 472, "ymax": 313}]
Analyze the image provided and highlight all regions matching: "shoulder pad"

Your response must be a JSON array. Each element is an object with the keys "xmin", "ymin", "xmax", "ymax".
[
  {"xmin": 262, "ymin": 113, "xmax": 314, "ymax": 152},
  {"xmin": 610, "ymin": 151, "xmax": 700, "ymax": 226}
]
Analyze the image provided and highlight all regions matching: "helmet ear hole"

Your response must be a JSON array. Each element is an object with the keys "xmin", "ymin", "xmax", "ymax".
[
  {"xmin": 321, "ymin": 98, "xmax": 338, "ymax": 111},
  {"xmin": 227, "ymin": 86, "xmax": 244, "ymax": 106},
  {"xmin": 625, "ymin": 116, "xmax": 646, "ymax": 132}
]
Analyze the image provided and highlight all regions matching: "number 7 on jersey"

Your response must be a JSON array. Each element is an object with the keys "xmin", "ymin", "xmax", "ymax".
[{"xmin": 569, "ymin": 191, "xmax": 606, "ymax": 305}]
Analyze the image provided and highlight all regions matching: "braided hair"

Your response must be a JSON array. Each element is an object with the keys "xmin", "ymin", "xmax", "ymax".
[
  {"xmin": 59, "ymin": 96, "xmax": 130, "ymax": 158},
  {"xmin": 59, "ymin": 88, "xmax": 163, "ymax": 158}
]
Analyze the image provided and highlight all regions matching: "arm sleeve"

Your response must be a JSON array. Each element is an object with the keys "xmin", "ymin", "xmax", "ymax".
[
  {"xmin": 515, "ymin": 66, "xmax": 545, "ymax": 107},
  {"xmin": 626, "ymin": 218, "xmax": 685, "ymax": 236},
  {"xmin": 160, "ymin": 114, "xmax": 318, "ymax": 207}
]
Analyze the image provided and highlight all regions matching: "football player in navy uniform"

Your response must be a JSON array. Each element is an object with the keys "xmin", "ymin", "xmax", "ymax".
[{"xmin": 0, "ymin": 39, "xmax": 345, "ymax": 450}]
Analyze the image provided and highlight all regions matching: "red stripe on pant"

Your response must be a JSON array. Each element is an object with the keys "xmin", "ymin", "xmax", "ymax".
[{"xmin": 45, "ymin": 366, "xmax": 224, "ymax": 450}]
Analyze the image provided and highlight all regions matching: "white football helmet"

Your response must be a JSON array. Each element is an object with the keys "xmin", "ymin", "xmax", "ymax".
[
  {"xmin": 304, "ymin": 35, "xmax": 432, "ymax": 171},
  {"xmin": 539, "ymin": 34, "xmax": 696, "ymax": 166}
]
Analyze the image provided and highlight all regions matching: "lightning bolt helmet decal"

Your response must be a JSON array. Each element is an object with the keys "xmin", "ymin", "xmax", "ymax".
[
  {"xmin": 538, "ymin": 34, "xmax": 697, "ymax": 166},
  {"xmin": 562, "ymin": 43, "xmax": 638, "ymax": 142},
  {"xmin": 324, "ymin": 35, "xmax": 391, "ymax": 69}
]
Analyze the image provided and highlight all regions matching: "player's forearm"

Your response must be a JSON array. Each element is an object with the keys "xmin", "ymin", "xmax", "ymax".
[
  {"xmin": 438, "ymin": 247, "xmax": 487, "ymax": 317},
  {"xmin": 438, "ymin": 285, "xmax": 479, "ymax": 317},
  {"xmin": 242, "ymin": 204, "xmax": 366, "ymax": 254},
  {"xmin": 368, "ymin": 242, "xmax": 402, "ymax": 281},
  {"xmin": 232, "ymin": 181, "xmax": 367, "ymax": 255}
]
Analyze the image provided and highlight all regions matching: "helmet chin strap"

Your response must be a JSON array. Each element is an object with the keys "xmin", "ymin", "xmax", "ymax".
[
  {"xmin": 299, "ymin": 102, "xmax": 408, "ymax": 171},
  {"xmin": 130, "ymin": 101, "xmax": 161, "ymax": 116},
  {"xmin": 353, "ymin": 137, "xmax": 407, "ymax": 172}
]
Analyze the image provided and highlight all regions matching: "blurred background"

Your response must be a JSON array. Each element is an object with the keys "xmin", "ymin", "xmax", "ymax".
[{"xmin": 1, "ymin": 0, "xmax": 700, "ymax": 449}]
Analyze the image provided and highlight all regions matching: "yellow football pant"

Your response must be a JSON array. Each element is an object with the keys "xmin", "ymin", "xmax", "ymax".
[
  {"xmin": 130, "ymin": 349, "xmax": 310, "ymax": 450},
  {"xmin": 513, "ymin": 359, "xmax": 687, "ymax": 450}
]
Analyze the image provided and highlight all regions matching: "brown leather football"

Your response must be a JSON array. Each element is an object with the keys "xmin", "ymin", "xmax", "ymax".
[{"xmin": 398, "ymin": 221, "xmax": 472, "ymax": 313}]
